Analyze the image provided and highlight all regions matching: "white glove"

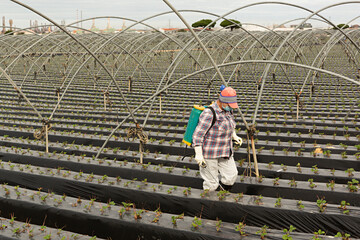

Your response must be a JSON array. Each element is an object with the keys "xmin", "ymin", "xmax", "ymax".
[
  {"xmin": 232, "ymin": 130, "xmax": 242, "ymax": 146},
  {"xmin": 194, "ymin": 146, "xmax": 206, "ymax": 168}
]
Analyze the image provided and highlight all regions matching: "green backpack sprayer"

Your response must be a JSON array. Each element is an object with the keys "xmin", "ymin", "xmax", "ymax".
[
  {"xmin": 181, "ymin": 105, "xmax": 216, "ymax": 160},
  {"xmin": 182, "ymin": 105, "xmax": 216, "ymax": 147},
  {"xmin": 182, "ymin": 85, "xmax": 226, "ymax": 147}
]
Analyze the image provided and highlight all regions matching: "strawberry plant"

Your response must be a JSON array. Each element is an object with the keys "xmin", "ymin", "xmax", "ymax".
[
  {"xmin": 183, "ymin": 187, "xmax": 191, "ymax": 196},
  {"xmin": 254, "ymin": 195, "xmax": 263, "ymax": 205},
  {"xmin": 122, "ymin": 202, "xmax": 134, "ymax": 211},
  {"xmin": 256, "ymin": 225, "xmax": 268, "ymax": 239},
  {"xmin": 217, "ymin": 190, "xmax": 229, "ymax": 200},
  {"xmin": 344, "ymin": 168, "xmax": 354, "ymax": 177},
  {"xmin": 334, "ymin": 232, "xmax": 351, "ymax": 240},
  {"xmin": 171, "ymin": 213, "xmax": 184, "ymax": 226},
  {"xmin": 273, "ymin": 177, "xmax": 280, "ymax": 186},
  {"xmin": 326, "ymin": 180, "xmax": 335, "ymax": 190},
  {"xmin": 235, "ymin": 221, "xmax": 246, "ymax": 236},
  {"xmin": 191, "ymin": 216, "xmax": 202, "ymax": 230},
  {"xmin": 316, "ymin": 198, "xmax": 327, "ymax": 213},
  {"xmin": 288, "ymin": 178, "xmax": 297, "ymax": 187},
  {"xmin": 234, "ymin": 193, "xmax": 244, "ymax": 202},
  {"xmin": 338, "ymin": 200, "xmax": 350, "ymax": 214},
  {"xmin": 275, "ymin": 197, "xmax": 282, "ymax": 207},
  {"xmin": 311, "ymin": 165, "xmax": 319, "ymax": 174},
  {"xmin": 282, "ymin": 225, "xmax": 296, "ymax": 240},
  {"xmin": 297, "ymin": 200, "xmax": 304, "ymax": 210},
  {"xmin": 133, "ymin": 209, "xmax": 144, "ymax": 220},
  {"xmin": 347, "ymin": 179, "xmax": 359, "ymax": 192},
  {"xmin": 312, "ymin": 229, "xmax": 325, "ymax": 240},
  {"xmin": 215, "ymin": 218, "xmax": 222, "ymax": 232},
  {"xmin": 308, "ymin": 179, "xmax": 317, "ymax": 189}
]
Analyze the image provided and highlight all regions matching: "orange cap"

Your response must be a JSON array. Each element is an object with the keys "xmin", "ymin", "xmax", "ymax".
[{"xmin": 219, "ymin": 87, "xmax": 238, "ymax": 108}]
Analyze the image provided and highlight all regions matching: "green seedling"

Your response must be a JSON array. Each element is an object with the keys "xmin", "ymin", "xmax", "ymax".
[
  {"xmin": 338, "ymin": 201, "xmax": 350, "ymax": 214},
  {"xmin": 256, "ymin": 225, "xmax": 269, "ymax": 239},
  {"xmin": 312, "ymin": 229, "xmax": 325, "ymax": 240},
  {"xmin": 297, "ymin": 200, "xmax": 304, "ymax": 210},
  {"xmin": 316, "ymin": 198, "xmax": 327, "ymax": 213},
  {"xmin": 191, "ymin": 216, "xmax": 202, "ymax": 230},
  {"xmin": 235, "ymin": 221, "xmax": 246, "ymax": 236},
  {"xmin": 334, "ymin": 232, "xmax": 351, "ymax": 240},
  {"xmin": 282, "ymin": 225, "xmax": 296, "ymax": 240},
  {"xmin": 275, "ymin": 197, "xmax": 282, "ymax": 207}
]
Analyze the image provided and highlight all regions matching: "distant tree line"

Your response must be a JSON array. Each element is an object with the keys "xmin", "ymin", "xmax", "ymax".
[{"xmin": 191, "ymin": 19, "xmax": 241, "ymax": 31}]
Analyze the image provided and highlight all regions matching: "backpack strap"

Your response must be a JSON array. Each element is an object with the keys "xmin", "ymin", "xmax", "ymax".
[{"xmin": 205, "ymin": 106, "xmax": 217, "ymax": 136}]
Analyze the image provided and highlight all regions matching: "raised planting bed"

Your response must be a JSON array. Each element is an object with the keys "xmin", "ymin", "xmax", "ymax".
[
  {"xmin": 0, "ymin": 184, "xmax": 332, "ymax": 240},
  {"xmin": 0, "ymin": 161, "xmax": 359, "ymax": 237},
  {"xmin": 0, "ymin": 217, "xmax": 101, "ymax": 240}
]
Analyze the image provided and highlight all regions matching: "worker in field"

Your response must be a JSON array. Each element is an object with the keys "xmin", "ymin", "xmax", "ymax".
[{"xmin": 192, "ymin": 86, "xmax": 242, "ymax": 191}]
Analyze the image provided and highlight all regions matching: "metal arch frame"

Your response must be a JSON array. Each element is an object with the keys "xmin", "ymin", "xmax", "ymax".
[
  {"xmin": 4, "ymin": 6, "xmax": 343, "ymax": 127},
  {"xmin": 0, "ymin": 25, "xmax": 132, "ymax": 118},
  {"xmin": 0, "ymin": 66, "xmax": 44, "ymax": 119},
  {"xmin": 0, "ymin": 35, "xmax": 55, "ymax": 88},
  {"xmin": 205, "ymin": 32, "xmax": 256, "ymax": 88},
  {"xmin": 69, "ymin": 15, "xmax": 213, "ymax": 79},
  {"xmin": 63, "ymin": 16, "xmax": 215, "ymax": 98},
  {"xmin": 102, "ymin": 32, "xmax": 164, "ymax": 90},
  {"xmin": 0, "ymin": 26, "xmax": 106, "ymax": 121},
  {"xmin": 93, "ymin": 57, "xmax": 360, "ymax": 158},
  {"xmin": 299, "ymin": 16, "xmax": 360, "ymax": 94},
  {"xmin": 17, "ymin": 28, "xmax": 101, "ymax": 89},
  {"xmin": 11, "ymin": 0, "xmax": 139, "ymax": 125},
  {"xmin": 246, "ymin": 2, "xmax": 360, "ymax": 125},
  {"xmin": 303, "ymin": 29, "xmax": 360, "ymax": 97},
  {"xmin": 4, "ymin": 0, "xmax": 358, "ymax": 167},
  {"xmin": 161, "ymin": 4, "xmax": 252, "ymax": 131},
  {"xmin": 93, "ymin": 4, "xmax": 360, "ymax": 159},
  {"xmin": 82, "ymin": 31, "xmax": 158, "ymax": 91},
  {"xmin": 204, "ymin": 26, "xmax": 298, "ymax": 94},
  {"xmin": 165, "ymin": 1, "xmax": 360, "ymax": 127},
  {"xmin": 1, "ymin": 12, "xmax": 215, "ymax": 128},
  {"xmin": 4, "ymin": 17, "xmax": 176, "ymax": 124}
]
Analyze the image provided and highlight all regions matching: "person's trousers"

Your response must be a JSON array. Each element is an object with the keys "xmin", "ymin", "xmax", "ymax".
[{"xmin": 199, "ymin": 156, "xmax": 238, "ymax": 191}]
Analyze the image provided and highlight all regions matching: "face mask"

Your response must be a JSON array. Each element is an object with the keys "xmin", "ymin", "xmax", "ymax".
[{"xmin": 223, "ymin": 106, "xmax": 232, "ymax": 112}]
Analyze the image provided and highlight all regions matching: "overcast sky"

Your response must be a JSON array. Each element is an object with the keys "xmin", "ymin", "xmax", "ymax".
[{"xmin": 1, "ymin": 0, "xmax": 359, "ymax": 30}]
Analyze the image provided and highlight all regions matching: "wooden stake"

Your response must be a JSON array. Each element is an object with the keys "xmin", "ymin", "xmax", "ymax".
[
  {"xmin": 128, "ymin": 77, "xmax": 132, "ymax": 92},
  {"xmin": 104, "ymin": 92, "xmax": 107, "ymax": 111},
  {"xmin": 58, "ymin": 92, "xmax": 60, "ymax": 109},
  {"xmin": 246, "ymin": 133, "xmax": 251, "ymax": 177},
  {"xmin": 159, "ymin": 94, "xmax": 162, "ymax": 114},
  {"xmin": 296, "ymin": 97, "xmax": 299, "ymax": 120},
  {"xmin": 139, "ymin": 143, "xmax": 143, "ymax": 164},
  {"xmin": 45, "ymin": 125, "xmax": 49, "ymax": 153},
  {"xmin": 251, "ymin": 136, "xmax": 259, "ymax": 177}
]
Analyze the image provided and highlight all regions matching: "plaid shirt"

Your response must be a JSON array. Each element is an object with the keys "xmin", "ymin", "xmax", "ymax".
[{"xmin": 193, "ymin": 102, "xmax": 236, "ymax": 159}]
